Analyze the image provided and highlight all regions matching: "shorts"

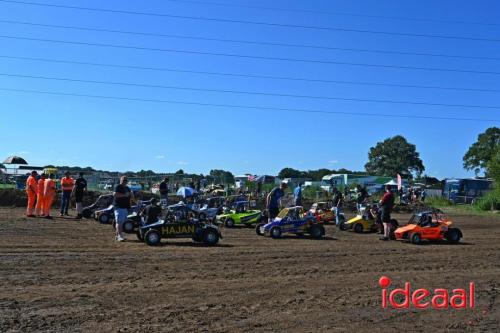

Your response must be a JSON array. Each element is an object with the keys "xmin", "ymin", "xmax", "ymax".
[
  {"xmin": 269, "ymin": 207, "xmax": 280, "ymax": 219},
  {"xmin": 114, "ymin": 208, "xmax": 128, "ymax": 225},
  {"xmin": 381, "ymin": 208, "xmax": 391, "ymax": 223}
]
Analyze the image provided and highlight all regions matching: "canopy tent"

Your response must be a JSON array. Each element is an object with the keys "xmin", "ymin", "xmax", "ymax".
[{"xmin": 3, "ymin": 156, "xmax": 28, "ymax": 164}]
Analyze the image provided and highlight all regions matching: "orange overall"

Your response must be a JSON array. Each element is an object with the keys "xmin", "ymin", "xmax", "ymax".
[
  {"xmin": 35, "ymin": 178, "xmax": 45, "ymax": 216},
  {"xmin": 43, "ymin": 179, "xmax": 56, "ymax": 217},
  {"xmin": 25, "ymin": 175, "xmax": 37, "ymax": 216}
]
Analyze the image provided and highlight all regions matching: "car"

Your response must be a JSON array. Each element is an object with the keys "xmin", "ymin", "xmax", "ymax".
[
  {"xmin": 137, "ymin": 215, "xmax": 222, "ymax": 247},
  {"xmin": 256, "ymin": 206, "xmax": 325, "ymax": 239},
  {"xmin": 394, "ymin": 209, "xmax": 463, "ymax": 245},
  {"xmin": 165, "ymin": 201, "xmax": 206, "ymax": 221},
  {"xmin": 216, "ymin": 200, "xmax": 262, "ymax": 228},
  {"xmin": 81, "ymin": 194, "xmax": 113, "ymax": 219},
  {"xmin": 339, "ymin": 204, "xmax": 398, "ymax": 234},
  {"xmin": 307, "ymin": 202, "xmax": 345, "ymax": 224}
]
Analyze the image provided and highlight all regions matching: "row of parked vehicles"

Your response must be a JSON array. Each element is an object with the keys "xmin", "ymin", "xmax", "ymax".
[{"xmin": 80, "ymin": 195, "xmax": 463, "ymax": 246}]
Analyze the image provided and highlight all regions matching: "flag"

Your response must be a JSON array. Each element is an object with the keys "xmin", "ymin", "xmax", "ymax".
[
  {"xmin": 397, "ymin": 174, "xmax": 402, "ymax": 190},
  {"xmin": 247, "ymin": 175, "xmax": 256, "ymax": 182}
]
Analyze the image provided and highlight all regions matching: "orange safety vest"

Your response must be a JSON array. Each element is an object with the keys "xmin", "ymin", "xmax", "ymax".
[
  {"xmin": 61, "ymin": 176, "xmax": 75, "ymax": 191},
  {"xmin": 37, "ymin": 178, "xmax": 46, "ymax": 196},
  {"xmin": 44, "ymin": 179, "xmax": 56, "ymax": 197},
  {"xmin": 25, "ymin": 175, "xmax": 37, "ymax": 194}
]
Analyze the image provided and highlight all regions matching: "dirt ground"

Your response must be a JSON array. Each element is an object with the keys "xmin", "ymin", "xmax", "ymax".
[{"xmin": 0, "ymin": 207, "xmax": 499, "ymax": 333}]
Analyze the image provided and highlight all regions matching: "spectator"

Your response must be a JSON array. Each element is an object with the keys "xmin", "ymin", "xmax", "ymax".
[
  {"xmin": 379, "ymin": 185, "xmax": 395, "ymax": 241},
  {"xmin": 356, "ymin": 185, "xmax": 368, "ymax": 213},
  {"xmin": 73, "ymin": 172, "xmax": 87, "ymax": 220},
  {"xmin": 60, "ymin": 171, "xmax": 75, "ymax": 216},
  {"xmin": 113, "ymin": 176, "xmax": 134, "ymax": 242},
  {"xmin": 266, "ymin": 182, "xmax": 287, "ymax": 222},
  {"xmin": 332, "ymin": 186, "xmax": 343, "ymax": 226},
  {"xmin": 293, "ymin": 183, "xmax": 303, "ymax": 206},
  {"xmin": 159, "ymin": 177, "xmax": 169, "ymax": 206},
  {"xmin": 421, "ymin": 189, "xmax": 427, "ymax": 203}
]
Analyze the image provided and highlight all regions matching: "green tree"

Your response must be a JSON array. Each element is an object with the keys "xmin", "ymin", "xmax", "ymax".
[
  {"xmin": 365, "ymin": 135, "xmax": 424, "ymax": 177},
  {"xmin": 209, "ymin": 169, "xmax": 234, "ymax": 184},
  {"xmin": 487, "ymin": 146, "xmax": 500, "ymax": 183},
  {"xmin": 175, "ymin": 169, "xmax": 185, "ymax": 175},
  {"xmin": 278, "ymin": 168, "xmax": 304, "ymax": 179},
  {"xmin": 463, "ymin": 127, "xmax": 500, "ymax": 176}
]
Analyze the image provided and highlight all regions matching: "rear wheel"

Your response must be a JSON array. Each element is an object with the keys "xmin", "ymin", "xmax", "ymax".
[
  {"xmin": 338, "ymin": 221, "xmax": 348, "ymax": 231},
  {"xmin": 410, "ymin": 233, "xmax": 421, "ymax": 245},
  {"xmin": 203, "ymin": 229, "xmax": 219, "ymax": 246},
  {"xmin": 446, "ymin": 228, "xmax": 461, "ymax": 244},
  {"xmin": 145, "ymin": 229, "xmax": 161, "ymax": 246},
  {"xmin": 270, "ymin": 226, "xmax": 282, "ymax": 239},
  {"xmin": 98, "ymin": 213, "xmax": 110, "ymax": 224},
  {"xmin": 309, "ymin": 224, "xmax": 325, "ymax": 239},
  {"xmin": 225, "ymin": 218, "xmax": 235, "ymax": 228},
  {"xmin": 353, "ymin": 223, "xmax": 364, "ymax": 233}
]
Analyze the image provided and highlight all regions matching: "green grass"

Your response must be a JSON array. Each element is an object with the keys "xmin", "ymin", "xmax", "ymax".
[{"xmin": 0, "ymin": 183, "xmax": 15, "ymax": 189}]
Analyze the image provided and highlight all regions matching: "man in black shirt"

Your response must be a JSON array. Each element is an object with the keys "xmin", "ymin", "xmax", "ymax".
[
  {"xmin": 113, "ymin": 176, "xmax": 134, "ymax": 241},
  {"xmin": 73, "ymin": 172, "xmax": 87, "ymax": 220},
  {"xmin": 159, "ymin": 177, "xmax": 169, "ymax": 206},
  {"xmin": 332, "ymin": 186, "xmax": 343, "ymax": 226}
]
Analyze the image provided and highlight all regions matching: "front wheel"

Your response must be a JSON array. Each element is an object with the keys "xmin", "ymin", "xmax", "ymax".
[
  {"xmin": 270, "ymin": 226, "xmax": 282, "ymax": 239},
  {"xmin": 225, "ymin": 218, "xmax": 235, "ymax": 228},
  {"xmin": 446, "ymin": 228, "xmax": 461, "ymax": 244},
  {"xmin": 82, "ymin": 209, "xmax": 92, "ymax": 219},
  {"xmin": 353, "ymin": 223, "xmax": 364, "ymax": 234},
  {"xmin": 255, "ymin": 223, "xmax": 264, "ymax": 236},
  {"xmin": 136, "ymin": 229, "xmax": 144, "ymax": 242},
  {"xmin": 145, "ymin": 229, "xmax": 161, "ymax": 246},
  {"xmin": 98, "ymin": 213, "xmax": 110, "ymax": 224},
  {"xmin": 338, "ymin": 221, "xmax": 348, "ymax": 231},
  {"xmin": 203, "ymin": 229, "xmax": 219, "ymax": 246},
  {"xmin": 410, "ymin": 233, "xmax": 421, "ymax": 245},
  {"xmin": 309, "ymin": 224, "xmax": 325, "ymax": 239}
]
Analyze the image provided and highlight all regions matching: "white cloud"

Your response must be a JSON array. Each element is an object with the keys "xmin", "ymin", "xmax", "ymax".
[
  {"xmin": 177, "ymin": 161, "xmax": 189, "ymax": 165},
  {"xmin": 328, "ymin": 160, "xmax": 339, "ymax": 164},
  {"xmin": 155, "ymin": 155, "xmax": 165, "ymax": 159}
]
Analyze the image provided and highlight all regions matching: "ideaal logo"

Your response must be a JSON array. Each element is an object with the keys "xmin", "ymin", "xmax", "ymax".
[{"xmin": 379, "ymin": 276, "xmax": 475, "ymax": 309}]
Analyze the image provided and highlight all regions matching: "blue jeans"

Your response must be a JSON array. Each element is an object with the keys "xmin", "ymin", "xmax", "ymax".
[
  {"xmin": 334, "ymin": 207, "xmax": 342, "ymax": 225},
  {"xmin": 61, "ymin": 191, "xmax": 71, "ymax": 214}
]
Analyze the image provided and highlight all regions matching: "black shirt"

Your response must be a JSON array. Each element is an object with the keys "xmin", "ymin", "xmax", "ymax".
[
  {"xmin": 332, "ymin": 191, "xmax": 343, "ymax": 207},
  {"xmin": 74, "ymin": 177, "xmax": 87, "ymax": 195},
  {"xmin": 113, "ymin": 184, "xmax": 131, "ymax": 209},
  {"xmin": 159, "ymin": 181, "xmax": 169, "ymax": 195}
]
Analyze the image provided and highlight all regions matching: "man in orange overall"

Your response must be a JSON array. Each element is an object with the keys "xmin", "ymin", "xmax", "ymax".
[
  {"xmin": 60, "ymin": 171, "xmax": 75, "ymax": 216},
  {"xmin": 35, "ymin": 173, "xmax": 47, "ymax": 216},
  {"xmin": 43, "ymin": 173, "xmax": 57, "ymax": 219},
  {"xmin": 25, "ymin": 170, "xmax": 38, "ymax": 217}
]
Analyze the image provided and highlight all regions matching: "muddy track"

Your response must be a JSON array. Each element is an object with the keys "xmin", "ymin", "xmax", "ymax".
[{"xmin": 0, "ymin": 208, "xmax": 499, "ymax": 332}]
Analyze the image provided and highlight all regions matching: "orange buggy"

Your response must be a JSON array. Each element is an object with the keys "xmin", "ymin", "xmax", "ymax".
[{"xmin": 394, "ymin": 209, "xmax": 462, "ymax": 245}]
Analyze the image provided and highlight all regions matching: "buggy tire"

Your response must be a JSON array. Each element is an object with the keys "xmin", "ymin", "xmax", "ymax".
[
  {"xmin": 123, "ymin": 220, "xmax": 135, "ymax": 234},
  {"xmin": 98, "ymin": 213, "xmax": 110, "ymax": 224},
  {"xmin": 338, "ymin": 221, "xmax": 348, "ymax": 231},
  {"xmin": 255, "ymin": 224, "xmax": 264, "ymax": 236},
  {"xmin": 225, "ymin": 218, "xmax": 235, "ymax": 228},
  {"xmin": 82, "ymin": 209, "xmax": 92, "ymax": 219},
  {"xmin": 353, "ymin": 223, "xmax": 364, "ymax": 234},
  {"xmin": 270, "ymin": 226, "xmax": 282, "ymax": 239},
  {"xmin": 136, "ymin": 229, "xmax": 144, "ymax": 242},
  {"xmin": 310, "ymin": 224, "xmax": 325, "ymax": 239},
  {"xmin": 145, "ymin": 229, "xmax": 161, "ymax": 246},
  {"xmin": 198, "ymin": 212, "xmax": 207, "ymax": 221},
  {"xmin": 410, "ymin": 233, "xmax": 421, "ymax": 245},
  {"xmin": 446, "ymin": 228, "xmax": 461, "ymax": 244},
  {"xmin": 203, "ymin": 229, "xmax": 219, "ymax": 246}
]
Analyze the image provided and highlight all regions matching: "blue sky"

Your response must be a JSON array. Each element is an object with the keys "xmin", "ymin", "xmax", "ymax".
[{"xmin": 0, "ymin": 0, "xmax": 499, "ymax": 178}]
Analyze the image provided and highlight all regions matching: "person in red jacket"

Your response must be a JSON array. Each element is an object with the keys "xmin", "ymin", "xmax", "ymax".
[
  {"xmin": 35, "ymin": 173, "xmax": 47, "ymax": 216},
  {"xmin": 25, "ymin": 170, "xmax": 38, "ymax": 217},
  {"xmin": 379, "ymin": 185, "xmax": 395, "ymax": 241}
]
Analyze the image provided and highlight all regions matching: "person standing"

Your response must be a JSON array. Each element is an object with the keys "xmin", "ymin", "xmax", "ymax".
[
  {"xmin": 113, "ymin": 176, "xmax": 134, "ymax": 241},
  {"xmin": 379, "ymin": 185, "xmax": 395, "ymax": 241},
  {"xmin": 60, "ymin": 171, "xmax": 75, "ymax": 216},
  {"xmin": 25, "ymin": 170, "xmax": 38, "ymax": 217},
  {"xmin": 159, "ymin": 177, "xmax": 169, "ymax": 206},
  {"xmin": 356, "ymin": 185, "xmax": 368, "ymax": 213},
  {"xmin": 43, "ymin": 173, "xmax": 56, "ymax": 219},
  {"xmin": 332, "ymin": 186, "xmax": 344, "ymax": 226},
  {"xmin": 35, "ymin": 173, "xmax": 47, "ymax": 216},
  {"xmin": 73, "ymin": 172, "xmax": 87, "ymax": 219},
  {"xmin": 266, "ymin": 182, "xmax": 287, "ymax": 222},
  {"xmin": 421, "ymin": 189, "xmax": 427, "ymax": 203},
  {"xmin": 293, "ymin": 183, "xmax": 303, "ymax": 206}
]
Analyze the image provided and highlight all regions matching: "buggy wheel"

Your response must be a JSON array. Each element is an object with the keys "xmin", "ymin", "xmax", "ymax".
[
  {"xmin": 446, "ymin": 228, "xmax": 461, "ymax": 244},
  {"xmin": 410, "ymin": 233, "xmax": 421, "ymax": 245},
  {"xmin": 338, "ymin": 221, "xmax": 348, "ymax": 231},
  {"xmin": 309, "ymin": 224, "xmax": 325, "ymax": 239},
  {"xmin": 145, "ymin": 229, "xmax": 161, "ymax": 246},
  {"xmin": 203, "ymin": 229, "xmax": 219, "ymax": 246},
  {"xmin": 82, "ymin": 209, "xmax": 92, "ymax": 219},
  {"xmin": 98, "ymin": 213, "xmax": 110, "ymax": 224},
  {"xmin": 255, "ymin": 223, "xmax": 264, "ymax": 236},
  {"xmin": 198, "ymin": 212, "xmax": 207, "ymax": 221},
  {"xmin": 353, "ymin": 223, "xmax": 364, "ymax": 233},
  {"xmin": 270, "ymin": 226, "xmax": 282, "ymax": 239},
  {"xmin": 136, "ymin": 229, "xmax": 144, "ymax": 242},
  {"xmin": 225, "ymin": 218, "xmax": 235, "ymax": 228},
  {"xmin": 123, "ymin": 220, "xmax": 135, "ymax": 234}
]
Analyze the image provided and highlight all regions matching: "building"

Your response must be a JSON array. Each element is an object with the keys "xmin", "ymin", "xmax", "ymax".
[{"xmin": 321, "ymin": 174, "xmax": 395, "ymax": 193}]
